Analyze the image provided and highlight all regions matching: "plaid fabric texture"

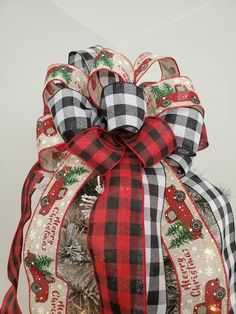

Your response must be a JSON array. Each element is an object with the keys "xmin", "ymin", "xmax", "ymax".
[
  {"xmin": 87, "ymin": 148, "xmax": 146, "ymax": 313},
  {"xmin": 142, "ymin": 163, "xmax": 167, "ymax": 313},
  {"xmin": 100, "ymin": 82, "xmax": 147, "ymax": 133},
  {"xmin": 47, "ymin": 88, "xmax": 106, "ymax": 142},
  {"xmin": 98, "ymin": 70, "xmax": 120, "ymax": 88},
  {"xmin": 165, "ymin": 153, "xmax": 193, "ymax": 176},
  {"xmin": 158, "ymin": 107, "xmax": 204, "ymax": 156},
  {"xmin": 142, "ymin": 105, "xmax": 203, "ymax": 313},
  {"xmin": 67, "ymin": 117, "xmax": 177, "ymax": 175},
  {"xmin": 68, "ymin": 45, "xmax": 103, "ymax": 74},
  {"xmin": 66, "ymin": 116, "xmax": 177, "ymax": 313}
]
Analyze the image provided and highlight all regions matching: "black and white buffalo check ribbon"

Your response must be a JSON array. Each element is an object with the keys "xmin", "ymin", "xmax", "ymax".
[
  {"xmin": 48, "ymin": 87, "xmax": 106, "ymax": 142},
  {"xmin": 100, "ymin": 82, "xmax": 147, "ymax": 133}
]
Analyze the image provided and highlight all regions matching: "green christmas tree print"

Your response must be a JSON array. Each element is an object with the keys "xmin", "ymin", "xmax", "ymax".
[
  {"xmin": 49, "ymin": 66, "xmax": 73, "ymax": 84},
  {"xmin": 166, "ymin": 220, "xmax": 194, "ymax": 250},
  {"xmin": 93, "ymin": 52, "xmax": 114, "ymax": 69},
  {"xmin": 150, "ymin": 82, "xmax": 174, "ymax": 101},
  {"xmin": 63, "ymin": 166, "xmax": 90, "ymax": 186},
  {"xmin": 34, "ymin": 254, "xmax": 54, "ymax": 277}
]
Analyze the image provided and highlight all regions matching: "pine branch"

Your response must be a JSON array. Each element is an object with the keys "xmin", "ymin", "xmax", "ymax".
[
  {"xmin": 103, "ymin": 57, "xmax": 113, "ymax": 69},
  {"xmin": 49, "ymin": 68, "xmax": 72, "ymax": 84},
  {"xmin": 93, "ymin": 58, "xmax": 101, "ymax": 69},
  {"xmin": 50, "ymin": 70, "xmax": 58, "ymax": 78},
  {"xmin": 166, "ymin": 220, "xmax": 194, "ymax": 249},
  {"xmin": 166, "ymin": 221, "xmax": 186, "ymax": 236},
  {"xmin": 34, "ymin": 254, "xmax": 54, "ymax": 276},
  {"xmin": 163, "ymin": 82, "xmax": 174, "ymax": 94},
  {"xmin": 42, "ymin": 270, "xmax": 53, "ymax": 277},
  {"xmin": 93, "ymin": 56, "xmax": 113, "ymax": 69},
  {"xmin": 150, "ymin": 83, "xmax": 174, "ymax": 101},
  {"xmin": 64, "ymin": 167, "xmax": 89, "ymax": 186},
  {"xmin": 168, "ymin": 232, "xmax": 192, "ymax": 249},
  {"xmin": 150, "ymin": 86, "xmax": 164, "ymax": 100},
  {"xmin": 60, "ymin": 68, "xmax": 72, "ymax": 84}
]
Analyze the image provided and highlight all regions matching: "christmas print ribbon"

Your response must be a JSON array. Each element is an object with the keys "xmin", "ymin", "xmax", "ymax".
[
  {"xmin": 0, "ymin": 162, "xmax": 44, "ymax": 314},
  {"xmin": 160, "ymin": 160, "xmax": 230, "ymax": 313},
  {"xmin": 1, "ymin": 45, "xmax": 233, "ymax": 314}
]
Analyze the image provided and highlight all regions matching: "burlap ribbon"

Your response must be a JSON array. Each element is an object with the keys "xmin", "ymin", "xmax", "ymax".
[{"xmin": 1, "ymin": 45, "xmax": 231, "ymax": 314}]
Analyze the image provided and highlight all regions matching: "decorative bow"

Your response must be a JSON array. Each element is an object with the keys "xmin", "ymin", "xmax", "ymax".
[
  {"xmin": 44, "ymin": 49, "xmax": 177, "ymax": 313},
  {"xmin": 1, "ymin": 45, "xmax": 231, "ymax": 314},
  {"xmin": 0, "ymin": 45, "xmax": 181, "ymax": 314}
]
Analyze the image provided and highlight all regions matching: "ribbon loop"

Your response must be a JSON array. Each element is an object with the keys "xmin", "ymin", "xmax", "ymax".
[
  {"xmin": 47, "ymin": 87, "xmax": 106, "ymax": 142},
  {"xmin": 118, "ymin": 117, "xmax": 177, "ymax": 167},
  {"xmin": 100, "ymin": 82, "xmax": 147, "ymax": 133},
  {"xmin": 42, "ymin": 63, "xmax": 89, "ymax": 115},
  {"xmin": 87, "ymin": 47, "xmax": 134, "ymax": 106},
  {"xmin": 67, "ymin": 116, "xmax": 177, "ymax": 178},
  {"xmin": 68, "ymin": 44, "xmax": 104, "ymax": 74},
  {"xmin": 67, "ymin": 127, "xmax": 125, "ymax": 176},
  {"xmin": 133, "ymin": 52, "xmax": 181, "ymax": 84}
]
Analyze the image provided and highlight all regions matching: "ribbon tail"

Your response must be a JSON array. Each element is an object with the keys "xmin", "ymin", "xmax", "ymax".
[
  {"xmin": 160, "ymin": 161, "xmax": 230, "ymax": 314},
  {"xmin": 86, "ymin": 148, "xmax": 147, "ymax": 314},
  {"xmin": 0, "ymin": 162, "xmax": 44, "ymax": 314}
]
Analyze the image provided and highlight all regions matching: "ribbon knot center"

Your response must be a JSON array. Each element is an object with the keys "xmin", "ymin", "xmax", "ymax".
[{"xmin": 100, "ymin": 82, "xmax": 147, "ymax": 134}]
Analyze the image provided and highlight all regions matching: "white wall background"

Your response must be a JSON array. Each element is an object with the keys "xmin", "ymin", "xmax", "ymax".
[{"xmin": 1, "ymin": 0, "xmax": 236, "ymax": 312}]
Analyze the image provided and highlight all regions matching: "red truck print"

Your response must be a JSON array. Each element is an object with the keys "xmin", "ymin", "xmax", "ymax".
[
  {"xmin": 46, "ymin": 65, "xmax": 73, "ymax": 78},
  {"xmin": 164, "ymin": 184, "xmax": 204, "ymax": 240},
  {"xmin": 24, "ymin": 251, "xmax": 55, "ymax": 303},
  {"xmin": 39, "ymin": 168, "xmax": 68, "ymax": 215},
  {"xmin": 134, "ymin": 58, "xmax": 152, "ymax": 79},
  {"xmin": 157, "ymin": 84, "xmax": 200, "ymax": 108},
  {"xmin": 193, "ymin": 278, "xmax": 226, "ymax": 314},
  {"xmin": 37, "ymin": 117, "xmax": 57, "ymax": 138}
]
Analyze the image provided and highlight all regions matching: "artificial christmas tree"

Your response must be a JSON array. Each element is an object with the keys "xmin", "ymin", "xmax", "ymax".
[{"xmin": 1, "ymin": 45, "xmax": 236, "ymax": 314}]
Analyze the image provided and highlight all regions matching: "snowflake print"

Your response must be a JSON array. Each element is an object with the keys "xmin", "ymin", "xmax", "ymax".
[
  {"xmin": 182, "ymin": 308, "xmax": 191, "ymax": 314},
  {"xmin": 205, "ymin": 265, "xmax": 214, "ymax": 276},
  {"xmin": 50, "ymin": 137, "xmax": 60, "ymax": 144},
  {"xmin": 29, "ymin": 230, "xmax": 37, "ymax": 240},
  {"xmin": 204, "ymin": 248, "xmax": 216, "ymax": 261},
  {"xmin": 37, "ymin": 305, "xmax": 44, "ymax": 314},
  {"xmin": 191, "ymin": 246, "xmax": 198, "ymax": 252},
  {"xmin": 67, "ymin": 189, "xmax": 74, "ymax": 197},
  {"xmin": 187, "ymin": 298, "xmax": 193, "ymax": 304},
  {"xmin": 37, "ymin": 218, "xmax": 43, "ymax": 227}
]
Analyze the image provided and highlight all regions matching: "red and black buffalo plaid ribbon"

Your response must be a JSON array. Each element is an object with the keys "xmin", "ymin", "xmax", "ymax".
[
  {"xmin": 66, "ymin": 116, "xmax": 177, "ymax": 313},
  {"xmin": 1, "ymin": 162, "xmax": 44, "ymax": 314}
]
